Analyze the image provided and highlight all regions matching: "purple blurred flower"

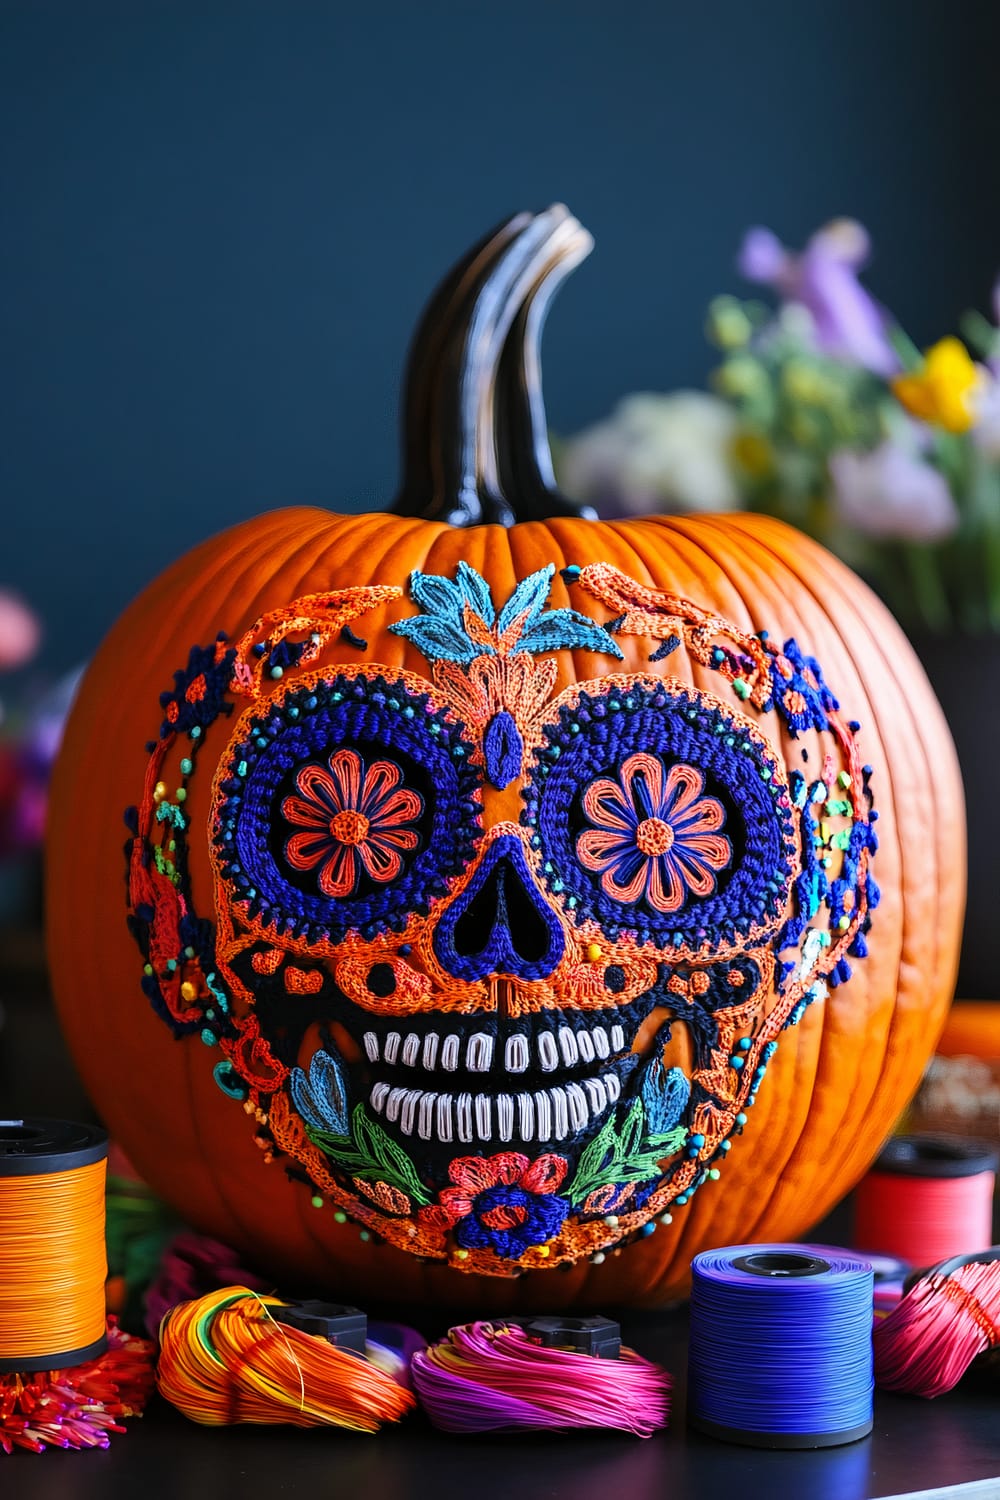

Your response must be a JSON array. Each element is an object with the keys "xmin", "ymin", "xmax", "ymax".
[
  {"xmin": 739, "ymin": 220, "xmax": 899, "ymax": 378},
  {"xmin": 829, "ymin": 442, "xmax": 959, "ymax": 542},
  {"xmin": 144, "ymin": 1230, "xmax": 270, "ymax": 1339}
]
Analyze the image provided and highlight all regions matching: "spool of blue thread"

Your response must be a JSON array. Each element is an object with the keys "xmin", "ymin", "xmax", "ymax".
[{"xmin": 688, "ymin": 1245, "xmax": 874, "ymax": 1449}]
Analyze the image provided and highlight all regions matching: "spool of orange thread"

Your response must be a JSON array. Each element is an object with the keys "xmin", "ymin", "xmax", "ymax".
[
  {"xmin": 854, "ymin": 1135, "xmax": 997, "ymax": 1269},
  {"xmin": 0, "ymin": 1118, "xmax": 109, "ymax": 1372}
]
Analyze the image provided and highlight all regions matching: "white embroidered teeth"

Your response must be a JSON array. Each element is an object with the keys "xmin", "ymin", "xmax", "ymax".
[
  {"xmin": 367, "ymin": 1074, "xmax": 622, "ymax": 1143},
  {"xmin": 361, "ymin": 1021, "xmax": 631, "ymax": 1073}
]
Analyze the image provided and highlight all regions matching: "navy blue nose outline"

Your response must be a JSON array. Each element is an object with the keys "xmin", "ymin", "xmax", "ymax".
[{"xmin": 432, "ymin": 834, "xmax": 565, "ymax": 982}]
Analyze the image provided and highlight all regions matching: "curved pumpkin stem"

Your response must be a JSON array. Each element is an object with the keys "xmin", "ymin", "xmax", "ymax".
[
  {"xmin": 394, "ymin": 213, "xmax": 531, "ymax": 520},
  {"xmin": 390, "ymin": 206, "xmax": 594, "ymax": 527},
  {"xmin": 496, "ymin": 211, "xmax": 597, "ymax": 521}
]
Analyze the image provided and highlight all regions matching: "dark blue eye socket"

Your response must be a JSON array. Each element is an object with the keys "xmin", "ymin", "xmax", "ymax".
[
  {"xmin": 213, "ymin": 673, "xmax": 481, "ymax": 943},
  {"xmin": 521, "ymin": 682, "xmax": 798, "ymax": 952}
]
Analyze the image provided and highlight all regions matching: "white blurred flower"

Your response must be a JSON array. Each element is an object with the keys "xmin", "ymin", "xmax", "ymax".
[
  {"xmin": 972, "ymin": 370, "xmax": 1000, "ymax": 460},
  {"xmin": 559, "ymin": 391, "xmax": 741, "ymax": 517},
  {"xmin": 829, "ymin": 442, "xmax": 959, "ymax": 542}
]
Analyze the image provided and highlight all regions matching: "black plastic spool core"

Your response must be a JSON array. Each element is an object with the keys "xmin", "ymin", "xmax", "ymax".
[
  {"xmin": 873, "ymin": 1134, "xmax": 998, "ymax": 1179},
  {"xmin": 689, "ymin": 1414, "xmax": 874, "ymax": 1451},
  {"xmin": 0, "ymin": 1118, "xmax": 109, "ymax": 1372},
  {"xmin": 272, "ymin": 1301, "xmax": 368, "ymax": 1356},
  {"xmin": 0, "ymin": 1117, "xmax": 108, "ymax": 1177},
  {"xmin": 731, "ymin": 1251, "xmax": 832, "ymax": 1278},
  {"xmin": 524, "ymin": 1315, "xmax": 621, "ymax": 1359}
]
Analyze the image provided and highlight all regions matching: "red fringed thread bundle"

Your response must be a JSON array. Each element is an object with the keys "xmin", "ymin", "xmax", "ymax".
[
  {"xmin": 873, "ymin": 1250, "xmax": 1000, "ymax": 1398},
  {"xmin": 0, "ymin": 1318, "xmax": 156, "ymax": 1454}
]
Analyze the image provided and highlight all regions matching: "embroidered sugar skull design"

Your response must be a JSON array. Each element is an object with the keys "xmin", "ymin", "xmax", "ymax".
[{"xmin": 125, "ymin": 561, "xmax": 878, "ymax": 1275}]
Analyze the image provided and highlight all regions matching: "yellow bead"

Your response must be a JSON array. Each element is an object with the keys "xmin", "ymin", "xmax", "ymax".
[
  {"xmin": 454, "ymin": 1248, "xmax": 469, "ymax": 1261},
  {"xmin": 180, "ymin": 981, "xmax": 197, "ymax": 1003},
  {"xmin": 536, "ymin": 1245, "xmax": 550, "ymax": 1258},
  {"xmin": 586, "ymin": 943, "xmax": 602, "ymax": 963},
  {"xmin": 153, "ymin": 781, "xmax": 167, "ymax": 802}
]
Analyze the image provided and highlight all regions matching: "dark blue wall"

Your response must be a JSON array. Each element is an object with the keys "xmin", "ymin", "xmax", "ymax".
[{"xmin": 4, "ymin": 0, "xmax": 1000, "ymax": 673}]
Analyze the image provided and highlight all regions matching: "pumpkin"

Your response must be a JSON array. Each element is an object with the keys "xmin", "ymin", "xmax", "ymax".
[{"xmin": 47, "ymin": 207, "xmax": 964, "ymax": 1309}]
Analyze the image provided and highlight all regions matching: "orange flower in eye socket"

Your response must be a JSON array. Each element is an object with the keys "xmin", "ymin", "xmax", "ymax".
[
  {"xmin": 577, "ymin": 753, "xmax": 731, "ymax": 914},
  {"xmin": 282, "ymin": 748, "xmax": 423, "ymax": 899}
]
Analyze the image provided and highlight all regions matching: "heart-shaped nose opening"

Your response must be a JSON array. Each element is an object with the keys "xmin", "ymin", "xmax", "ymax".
[{"xmin": 433, "ymin": 834, "xmax": 565, "ymax": 981}]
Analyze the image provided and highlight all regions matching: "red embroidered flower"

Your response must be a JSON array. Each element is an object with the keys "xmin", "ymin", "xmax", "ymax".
[
  {"xmin": 281, "ymin": 748, "xmax": 422, "ymax": 899},
  {"xmin": 420, "ymin": 1152, "xmax": 569, "ymax": 1259},
  {"xmin": 577, "ymin": 752, "xmax": 731, "ymax": 914}
]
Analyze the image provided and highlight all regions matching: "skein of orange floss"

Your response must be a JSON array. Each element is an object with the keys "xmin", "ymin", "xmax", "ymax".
[{"xmin": 156, "ymin": 1287, "xmax": 417, "ymax": 1432}]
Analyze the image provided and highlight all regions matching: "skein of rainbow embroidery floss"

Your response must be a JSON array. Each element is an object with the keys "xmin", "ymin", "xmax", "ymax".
[
  {"xmin": 873, "ymin": 1248, "xmax": 1000, "ymax": 1397},
  {"xmin": 410, "ymin": 1316, "xmax": 671, "ymax": 1436},
  {"xmin": 688, "ymin": 1246, "xmax": 874, "ymax": 1449},
  {"xmin": 854, "ymin": 1136, "xmax": 997, "ymax": 1268},
  {"xmin": 0, "ymin": 1118, "xmax": 157, "ymax": 1454},
  {"xmin": 156, "ymin": 1287, "xmax": 417, "ymax": 1430}
]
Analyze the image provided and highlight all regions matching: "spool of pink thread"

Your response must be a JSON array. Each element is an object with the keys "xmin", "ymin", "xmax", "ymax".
[{"xmin": 854, "ymin": 1136, "xmax": 996, "ymax": 1268}]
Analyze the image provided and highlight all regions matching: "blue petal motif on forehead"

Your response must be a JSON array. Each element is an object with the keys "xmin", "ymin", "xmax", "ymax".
[{"xmin": 390, "ymin": 562, "xmax": 624, "ymax": 665}]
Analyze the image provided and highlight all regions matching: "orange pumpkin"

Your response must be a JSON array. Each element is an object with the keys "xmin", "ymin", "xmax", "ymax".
[{"xmin": 47, "ymin": 208, "xmax": 964, "ymax": 1309}]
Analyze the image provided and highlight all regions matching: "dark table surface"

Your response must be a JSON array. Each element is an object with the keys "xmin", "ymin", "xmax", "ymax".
[{"xmin": 2, "ymin": 936, "xmax": 999, "ymax": 1500}]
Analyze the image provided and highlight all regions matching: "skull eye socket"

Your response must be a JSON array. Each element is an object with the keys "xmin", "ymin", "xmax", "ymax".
[
  {"xmin": 213, "ymin": 672, "xmax": 481, "ymax": 942},
  {"xmin": 521, "ymin": 682, "xmax": 798, "ymax": 953}
]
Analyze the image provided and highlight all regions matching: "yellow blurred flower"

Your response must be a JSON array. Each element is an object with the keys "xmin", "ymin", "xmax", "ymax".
[
  {"xmin": 713, "ymin": 355, "xmax": 768, "ymax": 399},
  {"xmin": 782, "ymin": 361, "xmax": 835, "ymax": 407},
  {"xmin": 730, "ymin": 430, "xmax": 773, "ymax": 476},
  {"xmin": 706, "ymin": 296, "xmax": 753, "ymax": 351},
  {"xmin": 892, "ymin": 337, "xmax": 982, "ymax": 433}
]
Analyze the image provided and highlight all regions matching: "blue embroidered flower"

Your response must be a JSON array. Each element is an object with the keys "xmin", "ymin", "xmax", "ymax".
[
  {"xmin": 641, "ymin": 1060, "xmax": 691, "ymax": 1135},
  {"xmin": 290, "ymin": 1049, "xmax": 349, "ymax": 1137},
  {"xmin": 769, "ymin": 639, "xmax": 839, "ymax": 737},
  {"xmin": 390, "ymin": 561, "xmax": 622, "ymax": 666},
  {"xmin": 424, "ymin": 1152, "xmax": 570, "ymax": 1259}
]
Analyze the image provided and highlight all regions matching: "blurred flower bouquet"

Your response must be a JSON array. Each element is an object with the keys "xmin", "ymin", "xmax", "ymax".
[
  {"xmin": 560, "ymin": 220, "xmax": 1000, "ymax": 635},
  {"xmin": 0, "ymin": 592, "xmax": 78, "ymax": 928}
]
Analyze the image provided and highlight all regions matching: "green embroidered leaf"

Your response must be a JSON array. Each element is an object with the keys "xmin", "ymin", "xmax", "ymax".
[
  {"xmin": 306, "ymin": 1105, "xmax": 431, "ymax": 1207},
  {"xmin": 646, "ymin": 1126, "xmax": 687, "ymax": 1157},
  {"xmin": 567, "ymin": 1110, "xmax": 625, "ymax": 1204},
  {"xmin": 567, "ymin": 1101, "xmax": 686, "ymax": 1207}
]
